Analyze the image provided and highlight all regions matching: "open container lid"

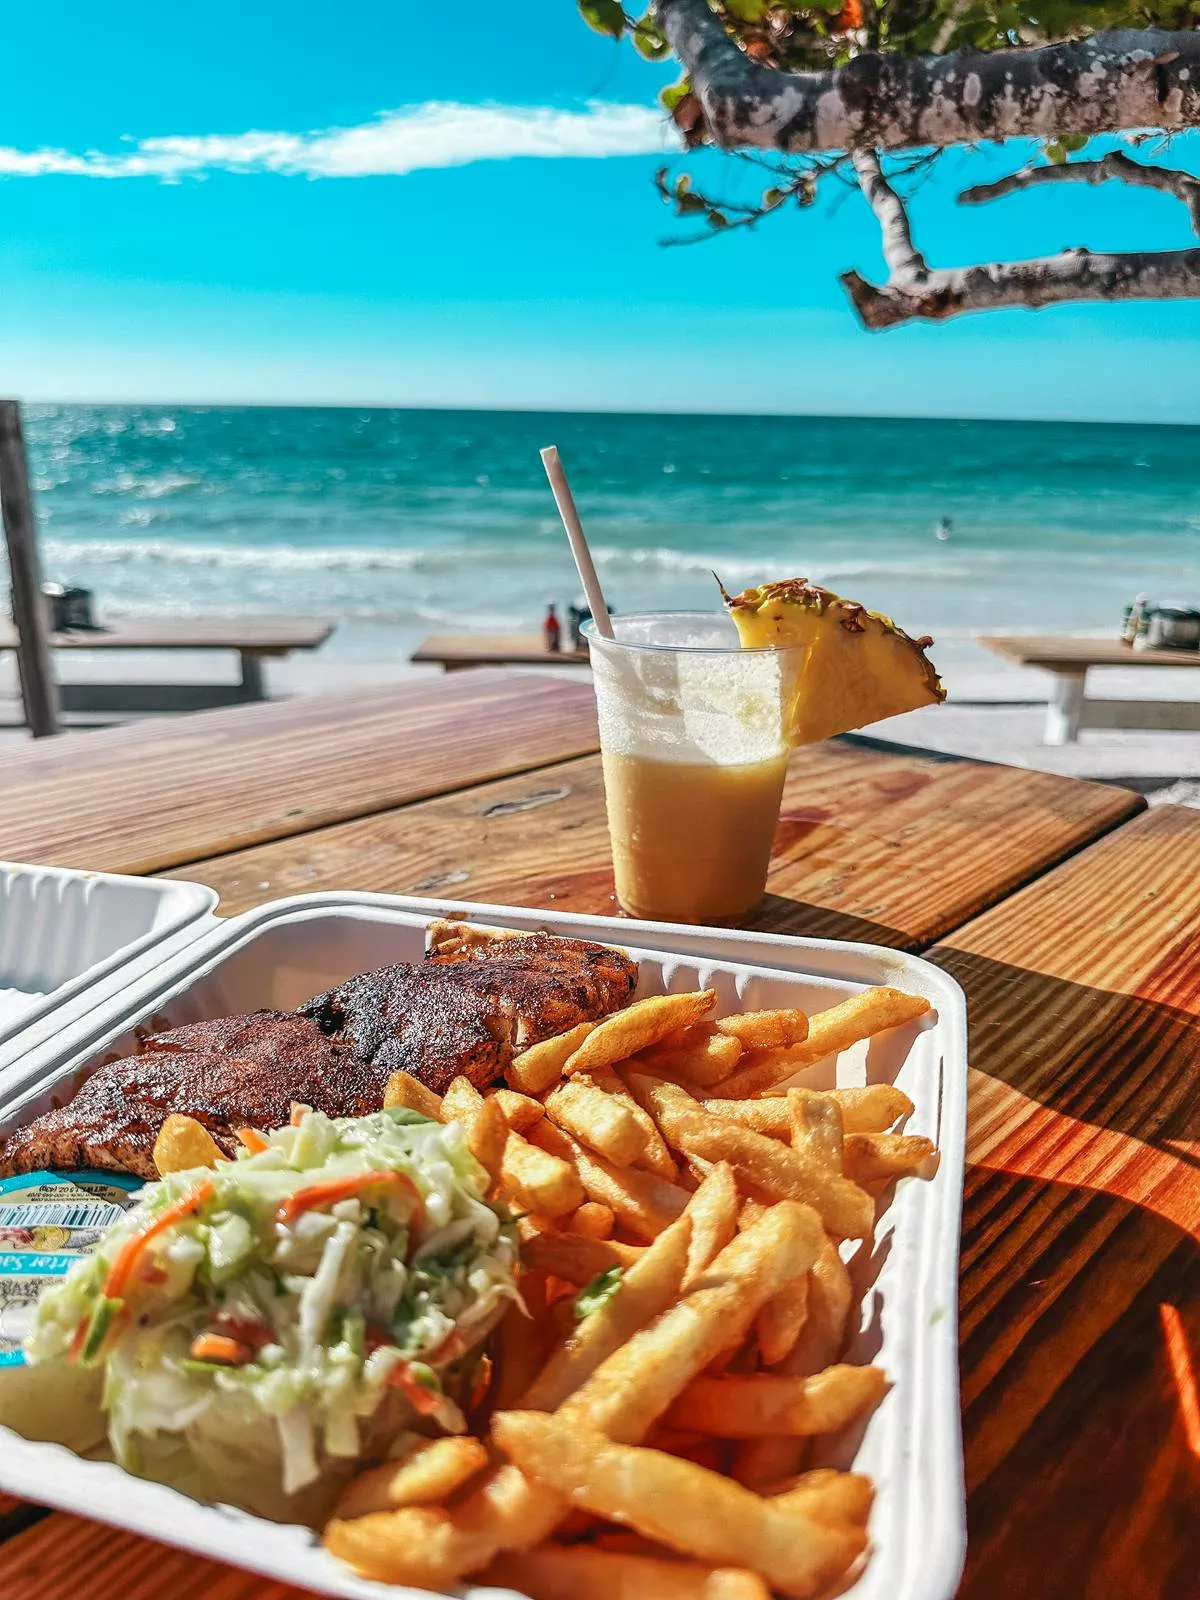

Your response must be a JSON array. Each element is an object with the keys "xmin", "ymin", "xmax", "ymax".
[{"xmin": 0, "ymin": 861, "xmax": 219, "ymax": 1069}]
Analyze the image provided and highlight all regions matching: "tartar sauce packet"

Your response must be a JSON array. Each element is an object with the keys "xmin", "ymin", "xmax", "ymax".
[{"xmin": 0, "ymin": 1171, "xmax": 144, "ymax": 1367}]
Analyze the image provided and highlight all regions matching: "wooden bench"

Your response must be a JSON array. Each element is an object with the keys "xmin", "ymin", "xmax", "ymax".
[
  {"xmin": 411, "ymin": 632, "xmax": 588, "ymax": 671},
  {"xmin": 0, "ymin": 618, "xmax": 333, "ymax": 714},
  {"xmin": 981, "ymin": 634, "xmax": 1200, "ymax": 744}
]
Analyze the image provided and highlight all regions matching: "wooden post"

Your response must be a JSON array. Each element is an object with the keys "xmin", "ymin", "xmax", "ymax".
[{"xmin": 0, "ymin": 400, "xmax": 59, "ymax": 737}]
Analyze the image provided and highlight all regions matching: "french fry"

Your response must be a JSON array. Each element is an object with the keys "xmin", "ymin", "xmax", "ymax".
[
  {"xmin": 787, "ymin": 1237, "xmax": 853, "ymax": 1377},
  {"xmin": 509, "ymin": 1022, "xmax": 596, "ymax": 1096},
  {"xmin": 732, "ymin": 1238, "xmax": 853, "ymax": 1489},
  {"xmin": 324, "ymin": 1463, "xmax": 563, "ymax": 1588},
  {"xmin": 699, "ymin": 1097, "xmax": 793, "ymax": 1138},
  {"xmin": 756, "ymin": 1272, "xmax": 809, "ymax": 1368},
  {"xmin": 545, "ymin": 1076, "xmax": 649, "ymax": 1167},
  {"xmin": 491, "ymin": 1087, "xmax": 545, "ymax": 1133},
  {"xmin": 682, "ymin": 1161, "xmax": 740, "ymax": 1290},
  {"xmin": 768, "ymin": 1468, "xmax": 875, "ymax": 1527},
  {"xmin": 442, "ymin": 1077, "xmax": 509, "ymax": 1191},
  {"xmin": 152, "ymin": 1114, "xmax": 224, "ymax": 1175},
  {"xmin": 383, "ymin": 1069, "xmax": 443, "ymax": 1122},
  {"xmin": 823, "ymin": 1083, "xmax": 914, "ymax": 1133},
  {"xmin": 565, "ymin": 991, "xmax": 718, "ymax": 1076},
  {"xmin": 521, "ymin": 1232, "xmax": 644, "ymax": 1285},
  {"xmin": 481, "ymin": 1544, "xmax": 772, "ymax": 1600},
  {"xmin": 665, "ymin": 1365, "xmax": 887, "ymax": 1437},
  {"xmin": 569, "ymin": 1201, "xmax": 615, "ymax": 1239},
  {"xmin": 334, "ymin": 1436, "xmax": 490, "ymax": 1519},
  {"xmin": 787, "ymin": 1088, "xmax": 844, "ymax": 1171},
  {"xmin": 529, "ymin": 1118, "xmax": 689, "ymax": 1242},
  {"xmin": 843, "ymin": 1132, "xmax": 936, "ymax": 1186},
  {"xmin": 592, "ymin": 1065, "xmax": 678, "ymax": 1180},
  {"xmin": 501, "ymin": 1131, "xmax": 585, "ymax": 1218},
  {"xmin": 714, "ymin": 1009, "xmax": 809, "ymax": 1053},
  {"xmin": 557, "ymin": 1201, "xmax": 826, "ymax": 1444},
  {"xmin": 638, "ymin": 1026, "xmax": 744, "ymax": 1090},
  {"xmin": 623, "ymin": 1074, "xmax": 873, "ymax": 1242},
  {"xmin": 702, "ymin": 1085, "xmax": 915, "ymax": 1140},
  {"xmin": 520, "ymin": 1211, "xmax": 693, "ymax": 1411},
  {"xmin": 493, "ymin": 1414, "xmax": 866, "ymax": 1599},
  {"xmin": 717, "ymin": 988, "xmax": 932, "ymax": 1099}
]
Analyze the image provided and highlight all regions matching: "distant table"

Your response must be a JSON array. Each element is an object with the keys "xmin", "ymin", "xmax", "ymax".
[
  {"xmin": 0, "ymin": 669, "xmax": 1196, "ymax": 1599},
  {"xmin": 981, "ymin": 633, "xmax": 1200, "ymax": 744},
  {"xmin": 0, "ymin": 617, "xmax": 334, "ymax": 712},
  {"xmin": 411, "ymin": 631, "xmax": 588, "ymax": 671}
]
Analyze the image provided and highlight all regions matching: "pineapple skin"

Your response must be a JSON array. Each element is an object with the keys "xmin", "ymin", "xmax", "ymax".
[{"xmin": 723, "ymin": 578, "xmax": 946, "ymax": 744}]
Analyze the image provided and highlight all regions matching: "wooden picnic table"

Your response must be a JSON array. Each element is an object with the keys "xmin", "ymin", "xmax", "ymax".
[
  {"xmin": 0, "ymin": 616, "xmax": 334, "ymax": 712},
  {"xmin": 981, "ymin": 633, "xmax": 1200, "ymax": 745},
  {"xmin": 0, "ymin": 670, "xmax": 1196, "ymax": 1600}
]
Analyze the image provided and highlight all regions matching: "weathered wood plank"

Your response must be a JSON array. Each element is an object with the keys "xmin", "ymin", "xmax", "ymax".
[
  {"xmin": 0, "ymin": 671, "xmax": 599, "ymax": 875},
  {"xmin": 183, "ymin": 738, "xmax": 1142, "ymax": 949},
  {"xmin": 929, "ymin": 804, "xmax": 1200, "ymax": 1598},
  {"xmin": 0, "ymin": 618, "xmax": 332, "ymax": 654},
  {"xmin": 983, "ymin": 634, "xmax": 1200, "ymax": 670},
  {"xmin": 412, "ymin": 631, "xmax": 588, "ymax": 669}
]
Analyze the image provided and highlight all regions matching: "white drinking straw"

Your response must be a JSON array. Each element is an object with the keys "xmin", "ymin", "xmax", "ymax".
[{"xmin": 540, "ymin": 445, "xmax": 614, "ymax": 639}]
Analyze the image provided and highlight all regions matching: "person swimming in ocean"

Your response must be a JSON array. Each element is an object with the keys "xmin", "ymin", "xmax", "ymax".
[{"xmin": 935, "ymin": 517, "xmax": 953, "ymax": 541}]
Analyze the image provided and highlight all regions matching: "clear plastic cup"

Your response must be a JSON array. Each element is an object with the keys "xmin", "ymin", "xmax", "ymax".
[{"xmin": 583, "ymin": 612, "xmax": 798, "ymax": 924}]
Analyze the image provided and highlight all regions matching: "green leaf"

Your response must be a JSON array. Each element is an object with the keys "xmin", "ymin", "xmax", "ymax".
[
  {"xmin": 1045, "ymin": 138, "xmax": 1067, "ymax": 165},
  {"xmin": 675, "ymin": 173, "xmax": 692, "ymax": 198},
  {"xmin": 724, "ymin": 0, "xmax": 771, "ymax": 18},
  {"xmin": 578, "ymin": 0, "xmax": 625, "ymax": 39},
  {"xmin": 575, "ymin": 1266, "xmax": 624, "ymax": 1320},
  {"xmin": 762, "ymin": 186, "xmax": 785, "ymax": 208},
  {"xmin": 633, "ymin": 16, "xmax": 671, "ymax": 58},
  {"xmin": 660, "ymin": 78, "xmax": 691, "ymax": 114}
]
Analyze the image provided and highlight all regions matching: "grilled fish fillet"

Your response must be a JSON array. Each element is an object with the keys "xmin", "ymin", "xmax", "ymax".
[
  {"xmin": 0, "ymin": 935, "xmax": 639, "ymax": 1178},
  {"xmin": 0, "ymin": 1011, "xmax": 381, "ymax": 1180},
  {"xmin": 299, "ymin": 931, "xmax": 638, "ymax": 1094}
]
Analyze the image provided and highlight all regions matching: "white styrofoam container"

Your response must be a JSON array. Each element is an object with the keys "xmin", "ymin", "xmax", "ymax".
[
  {"xmin": 0, "ymin": 892, "xmax": 967, "ymax": 1600},
  {"xmin": 0, "ymin": 862, "xmax": 219, "ymax": 1067}
]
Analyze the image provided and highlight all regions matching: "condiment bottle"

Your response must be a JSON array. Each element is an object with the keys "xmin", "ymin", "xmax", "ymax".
[{"xmin": 544, "ymin": 603, "xmax": 561, "ymax": 653}]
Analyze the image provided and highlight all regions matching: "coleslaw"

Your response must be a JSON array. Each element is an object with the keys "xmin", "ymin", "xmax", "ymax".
[{"xmin": 26, "ymin": 1106, "xmax": 519, "ymax": 1518}]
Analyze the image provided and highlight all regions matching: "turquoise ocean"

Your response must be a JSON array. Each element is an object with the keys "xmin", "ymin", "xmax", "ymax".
[{"xmin": 23, "ymin": 406, "xmax": 1200, "ymax": 661}]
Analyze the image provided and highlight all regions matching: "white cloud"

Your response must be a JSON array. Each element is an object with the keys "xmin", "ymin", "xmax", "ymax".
[{"xmin": 0, "ymin": 102, "xmax": 673, "ymax": 182}]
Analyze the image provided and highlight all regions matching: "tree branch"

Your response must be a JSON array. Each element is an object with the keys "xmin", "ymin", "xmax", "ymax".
[
  {"xmin": 841, "ymin": 246, "xmax": 1200, "ymax": 329},
  {"xmin": 960, "ymin": 151, "xmax": 1200, "ymax": 238},
  {"xmin": 653, "ymin": 0, "xmax": 1200, "ymax": 153},
  {"xmin": 851, "ymin": 150, "xmax": 927, "ymax": 280}
]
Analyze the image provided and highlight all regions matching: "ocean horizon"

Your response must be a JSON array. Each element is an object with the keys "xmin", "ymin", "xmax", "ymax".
[{"xmin": 22, "ymin": 404, "xmax": 1200, "ymax": 661}]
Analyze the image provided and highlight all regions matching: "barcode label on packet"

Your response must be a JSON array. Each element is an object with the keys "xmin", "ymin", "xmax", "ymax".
[
  {"xmin": 0, "ymin": 1201, "xmax": 126, "ymax": 1230},
  {"xmin": 0, "ymin": 1170, "xmax": 144, "ymax": 1366}
]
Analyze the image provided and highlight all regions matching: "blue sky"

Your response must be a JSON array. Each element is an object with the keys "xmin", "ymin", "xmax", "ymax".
[{"xmin": 1, "ymin": 2, "xmax": 1198, "ymax": 421}]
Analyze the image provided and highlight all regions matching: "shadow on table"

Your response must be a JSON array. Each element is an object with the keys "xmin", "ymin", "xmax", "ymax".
[
  {"xmin": 934, "ymin": 947, "xmax": 1200, "ymax": 1180},
  {"xmin": 745, "ymin": 893, "xmax": 913, "ymax": 950},
  {"xmin": 960, "ymin": 1166, "xmax": 1199, "ymax": 1600}
]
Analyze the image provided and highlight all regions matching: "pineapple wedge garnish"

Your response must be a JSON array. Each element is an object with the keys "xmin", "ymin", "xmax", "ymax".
[{"xmin": 722, "ymin": 578, "xmax": 945, "ymax": 746}]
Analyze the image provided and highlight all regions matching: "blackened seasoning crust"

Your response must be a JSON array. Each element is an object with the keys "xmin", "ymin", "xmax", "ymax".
[
  {"xmin": 0, "ymin": 1032, "xmax": 378, "ymax": 1180},
  {"xmin": 300, "ymin": 933, "xmax": 638, "ymax": 1094}
]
